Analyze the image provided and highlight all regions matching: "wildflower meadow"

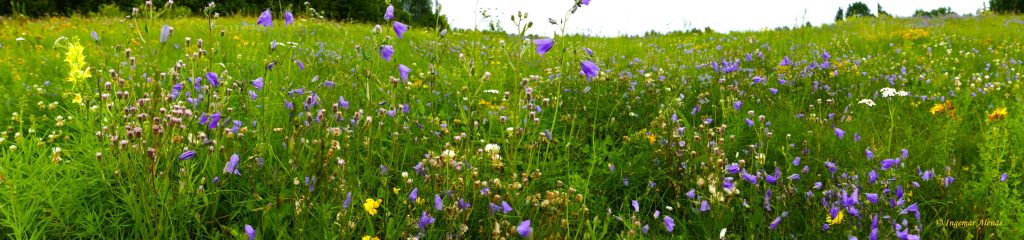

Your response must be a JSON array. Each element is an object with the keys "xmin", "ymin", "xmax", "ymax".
[{"xmin": 0, "ymin": 1, "xmax": 1022, "ymax": 239}]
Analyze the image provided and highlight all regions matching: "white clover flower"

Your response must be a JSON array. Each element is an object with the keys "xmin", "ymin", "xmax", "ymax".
[
  {"xmin": 858, "ymin": 99, "xmax": 876, "ymax": 106},
  {"xmin": 483, "ymin": 89, "xmax": 500, "ymax": 94},
  {"xmin": 442, "ymin": 150, "xmax": 456, "ymax": 159},
  {"xmin": 484, "ymin": 144, "xmax": 500, "ymax": 154}
]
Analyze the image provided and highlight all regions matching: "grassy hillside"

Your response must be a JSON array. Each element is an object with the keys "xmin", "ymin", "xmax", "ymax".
[{"xmin": 0, "ymin": 12, "xmax": 1022, "ymax": 239}]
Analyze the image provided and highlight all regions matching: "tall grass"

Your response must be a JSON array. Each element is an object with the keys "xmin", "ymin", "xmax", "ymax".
[{"xmin": 0, "ymin": 8, "xmax": 1022, "ymax": 239}]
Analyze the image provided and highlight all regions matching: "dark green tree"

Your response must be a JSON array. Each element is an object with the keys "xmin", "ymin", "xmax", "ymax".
[
  {"xmin": 914, "ymin": 7, "xmax": 957, "ymax": 17},
  {"xmin": 877, "ymin": 3, "xmax": 890, "ymax": 17},
  {"xmin": 392, "ymin": 0, "xmax": 449, "ymax": 29},
  {"xmin": 0, "ymin": 0, "xmax": 448, "ymax": 30},
  {"xmin": 845, "ymin": 2, "xmax": 874, "ymax": 18},
  {"xmin": 835, "ymin": 8, "xmax": 844, "ymax": 21},
  {"xmin": 990, "ymin": 0, "xmax": 1024, "ymax": 13}
]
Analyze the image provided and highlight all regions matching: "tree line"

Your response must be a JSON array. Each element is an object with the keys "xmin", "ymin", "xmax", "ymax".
[
  {"xmin": 1, "ymin": 0, "xmax": 449, "ymax": 29},
  {"xmin": 833, "ymin": 0, "xmax": 1024, "ymax": 22}
]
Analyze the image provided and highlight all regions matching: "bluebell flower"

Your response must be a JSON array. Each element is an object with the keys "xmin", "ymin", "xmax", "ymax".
[
  {"xmin": 580, "ymin": 61, "xmax": 599, "ymax": 81},
  {"xmin": 663, "ymin": 215, "xmax": 675, "ymax": 232},
  {"xmin": 206, "ymin": 72, "xmax": 219, "ymax": 88},
  {"xmin": 343, "ymin": 192, "xmax": 352, "ymax": 209},
  {"xmin": 257, "ymin": 9, "xmax": 272, "ymax": 27},
  {"xmin": 398, "ymin": 64, "xmax": 411, "ymax": 82},
  {"xmin": 409, "ymin": 187, "xmax": 419, "ymax": 202},
  {"xmin": 393, "ymin": 21, "xmax": 408, "ymax": 39},
  {"xmin": 741, "ymin": 170, "xmax": 758, "ymax": 184},
  {"xmin": 865, "ymin": 193, "xmax": 878, "ymax": 204},
  {"xmin": 533, "ymin": 38, "xmax": 553, "ymax": 56},
  {"xmin": 283, "ymin": 11, "xmax": 294, "ymax": 25},
  {"xmin": 251, "ymin": 77, "xmax": 264, "ymax": 90},
  {"xmin": 881, "ymin": 158, "xmax": 899, "ymax": 170},
  {"xmin": 418, "ymin": 211, "xmax": 435, "ymax": 229},
  {"xmin": 517, "ymin": 220, "xmax": 532, "ymax": 237},
  {"xmin": 160, "ymin": 25, "xmax": 171, "ymax": 43},
  {"xmin": 223, "ymin": 153, "xmax": 241, "ymax": 175},
  {"xmin": 384, "ymin": 5, "xmax": 394, "ymax": 20},
  {"xmin": 766, "ymin": 168, "xmax": 780, "ymax": 184},
  {"xmin": 725, "ymin": 163, "xmax": 740, "ymax": 174},
  {"xmin": 380, "ymin": 45, "xmax": 394, "ymax": 61},
  {"xmin": 825, "ymin": 161, "xmax": 837, "ymax": 174},
  {"xmin": 179, "ymin": 150, "xmax": 196, "ymax": 160},
  {"xmin": 501, "ymin": 201, "xmax": 513, "ymax": 214},
  {"xmin": 245, "ymin": 225, "xmax": 256, "ymax": 240},
  {"xmin": 434, "ymin": 194, "xmax": 443, "ymax": 210}
]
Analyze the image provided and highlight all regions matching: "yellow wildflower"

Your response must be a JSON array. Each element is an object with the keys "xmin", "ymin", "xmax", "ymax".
[
  {"xmin": 72, "ymin": 94, "xmax": 82, "ymax": 104},
  {"xmin": 899, "ymin": 29, "xmax": 929, "ymax": 40},
  {"xmin": 362, "ymin": 236, "xmax": 380, "ymax": 240},
  {"xmin": 393, "ymin": 187, "xmax": 401, "ymax": 194},
  {"xmin": 63, "ymin": 40, "xmax": 91, "ymax": 84},
  {"xmin": 363, "ymin": 198, "xmax": 382, "ymax": 215},
  {"xmin": 988, "ymin": 107, "xmax": 1008, "ymax": 121},
  {"xmin": 645, "ymin": 132, "xmax": 657, "ymax": 144},
  {"xmin": 929, "ymin": 103, "xmax": 945, "ymax": 115},
  {"xmin": 826, "ymin": 210, "xmax": 844, "ymax": 225},
  {"xmin": 930, "ymin": 100, "xmax": 956, "ymax": 118}
]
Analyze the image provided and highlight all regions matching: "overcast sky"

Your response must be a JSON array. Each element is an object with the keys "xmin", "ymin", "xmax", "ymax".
[{"xmin": 435, "ymin": 0, "xmax": 987, "ymax": 37}]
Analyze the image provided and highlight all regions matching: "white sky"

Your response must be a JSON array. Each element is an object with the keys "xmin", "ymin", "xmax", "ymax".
[{"xmin": 436, "ymin": 0, "xmax": 987, "ymax": 36}]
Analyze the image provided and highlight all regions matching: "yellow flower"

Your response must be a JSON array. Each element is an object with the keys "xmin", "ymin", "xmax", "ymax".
[
  {"xmin": 930, "ymin": 100, "xmax": 956, "ymax": 118},
  {"xmin": 362, "ymin": 236, "xmax": 380, "ymax": 240},
  {"xmin": 929, "ymin": 103, "xmax": 946, "ymax": 115},
  {"xmin": 988, "ymin": 107, "xmax": 1008, "ymax": 121},
  {"xmin": 899, "ymin": 29, "xmax": 929, "ymax": 40},
  {"xmin": 72, "ymin": 94, "xmax": 82, "ymax": 104},
  {"xmin": 63, "ymin": 40, "xmax": 91, "ymax": 84},
  {"xmin": 826, "ymin": 210, "xmax": 845, "ymax": 225},
  {"xmin": 363, "ymin": 198, "xmax": 382, "ymax": 215},
  {"xmin": 392, "ymin": 187, "xmax": 401, "ymax": 194}
]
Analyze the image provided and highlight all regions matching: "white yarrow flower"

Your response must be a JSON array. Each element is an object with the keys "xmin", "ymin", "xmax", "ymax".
[
  {"xmin": 858, "ymin": 99, "xmax": 876, "ymax": 106},
  {"xmin": 879, "ymin": 88, "xmax": 910, "ymax": 98},
  {"xmin": 880, "ymin": 87, "xmax": 897, "ymax": 97}
]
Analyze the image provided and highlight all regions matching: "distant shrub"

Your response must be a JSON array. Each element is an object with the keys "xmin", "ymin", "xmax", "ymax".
[
  {"xmin": 93, "ymin": 3, "xmax": 123, "ymax": 18},
  {"xmin": 167, "ymin": 6, "xmax": 193, "ymax": 19}
]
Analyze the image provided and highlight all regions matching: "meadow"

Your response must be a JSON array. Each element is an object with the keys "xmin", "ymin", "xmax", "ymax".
[{"xmin": 0, "ymin": 3, "xmax": 1023, "ymax": 239}]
